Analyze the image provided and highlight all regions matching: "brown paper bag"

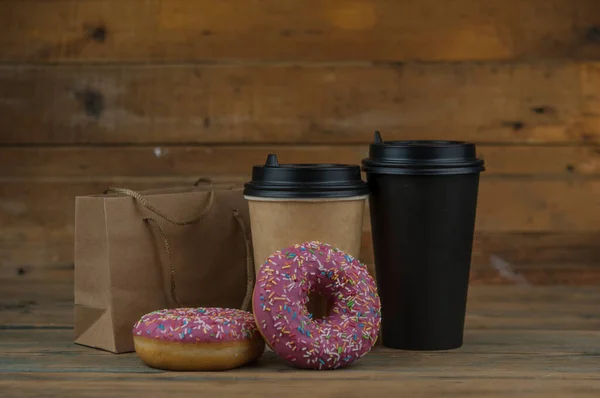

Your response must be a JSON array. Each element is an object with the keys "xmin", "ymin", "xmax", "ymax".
[{"xmin": 74, "ymin": 180, "xmax": 254, "ymax": 353}]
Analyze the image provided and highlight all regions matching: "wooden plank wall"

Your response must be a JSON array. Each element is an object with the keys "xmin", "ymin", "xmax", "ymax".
[{"xmin": 1, "ymin": 0, "xmax": 600, "ymax": 285}]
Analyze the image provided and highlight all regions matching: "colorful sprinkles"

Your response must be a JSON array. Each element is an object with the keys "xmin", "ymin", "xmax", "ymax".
[
  {"xmin": 253, "ymin": 241, "xmax": 381, "ymax": 370},
  {"xmin": 132, "ymin": 307, "xmax": 260, "ymax": 343}
]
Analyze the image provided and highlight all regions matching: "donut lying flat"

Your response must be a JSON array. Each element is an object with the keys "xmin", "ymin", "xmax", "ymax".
[
  {"xmin": 253, "ymin": 241, "xmax": 381, "ymax": 370},
  {"xmin": 133, "ymin": 308, "xmax": 265, "ymax": 371}
]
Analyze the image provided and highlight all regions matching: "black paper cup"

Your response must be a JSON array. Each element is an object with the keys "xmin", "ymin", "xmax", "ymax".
[{"xmin": 362, "ymin": 132, "xmax": 485, "ymax": 350}]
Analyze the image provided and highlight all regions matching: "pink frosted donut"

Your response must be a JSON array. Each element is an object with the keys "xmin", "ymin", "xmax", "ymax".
[
  {"xmin": 133, "ymin": 308, "xmax": 265, "ymax": 371},
  {"xmin": 253, "ymin": 241, "xmax": 381, "ymax": 370}
]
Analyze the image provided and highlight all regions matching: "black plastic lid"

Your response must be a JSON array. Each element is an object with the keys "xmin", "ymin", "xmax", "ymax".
[
  {"xmin": 362, "ymin": 131, "xmax": 485, "ymax": 175},
  {"xmin": 244, "ymin": 154, "xmax": 369, "ymax": 199}
]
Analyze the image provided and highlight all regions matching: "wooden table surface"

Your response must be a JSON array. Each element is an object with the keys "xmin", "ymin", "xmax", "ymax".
[{"xmin": 1, "ymin": 269, "xmax": 599, "ymax": 397}]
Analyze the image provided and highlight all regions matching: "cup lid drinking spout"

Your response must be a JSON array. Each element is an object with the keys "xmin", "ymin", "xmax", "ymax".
[
  {"xmin": 362, "ymin": 131, "xmax": 485, "ymax": 175},
  {"xmin": 244, "ymin": 154, "xmax": 369, "ymax": 199}
]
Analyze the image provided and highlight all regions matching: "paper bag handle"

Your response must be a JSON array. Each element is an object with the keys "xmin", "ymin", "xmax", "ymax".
[
  {"xmin": 232, "ymin": 209, "xmax": 255, "ymax": 312},
  {"xmin": 106, "ymin": 179, "xmax": 254, "ymax": 311},
  {"xmin": 143, "ymin": 217, "xmax": 183, "ymax": 307},
  {"xmin": 143, "ymin": 210, "xmax": 255, "ymax": 312},
  {"xmin": 106, "ymin": 179, "xmax": 214, "ymax": 225}
]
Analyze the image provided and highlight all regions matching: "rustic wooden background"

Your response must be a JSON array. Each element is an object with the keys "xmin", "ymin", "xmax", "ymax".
[{"xmin": 1, "ymin": 0, "xmax": 600, "ymax": 286}]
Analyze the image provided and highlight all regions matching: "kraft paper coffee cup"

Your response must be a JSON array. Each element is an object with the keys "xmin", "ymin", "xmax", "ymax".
[
  {"xmin": 244, "ymin": 154, "xmax": 369, "ymax": 318},
  {"xmin": 363, "ymin": 131, "xmax": 485, "ymax": 350}
]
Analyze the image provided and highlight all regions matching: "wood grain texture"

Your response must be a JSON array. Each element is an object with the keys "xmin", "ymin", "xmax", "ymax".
[
  {"xmin": 4, "ymin": 231, "xmax": 600, "ymax": 286},
  {"xmin": 2, "ymin": 269, "xmax": 600, "ymax": 335},
  {"xmin": 2, "ymin": 282, "xmax": 599, "ymax": 396},
  {"xmin": 2, "ymin": 274, "xmax": 600, "ymax": 330},
  {"xmin": 1, "ymin": 178, "xmax": 598, "ymax": 232},
  {"xmin": 1, "ymin": 0, "xmax": 600, "ymax": 62},
  {"xmin": 3, "ymin": 244, "xmax": 600, "ymax": 286},
  {"xmin": 1, "ymin": 177, "xmax": 600, "ymax": 283},
  {"xmin": 1, "ymin": 330, "xmax": 600, "ymax": 376},
  {"xmin": 1, "ymin": 62, "xmax": 597, "ymax": 144},
  {"xmin": 361, "ymin": 232, "xmax": 600, "ymax": 283},
  {"xmin": 1, "ymin": 377, "xmax": 599, "ymax": 398},
  {"xmin": 4, "ymin": 328, "xmax": 600, "ymax": 356},
  {"xmin": 1, "ymin": 284, "xmax": 600, "ymax": 397},
  {"xmin": 2, "ymin": 145, "xmax": 600, "ymax": 177},
  {"xmin": 0, "ymin": 264, "xmax": 73, "ymax": 328}
]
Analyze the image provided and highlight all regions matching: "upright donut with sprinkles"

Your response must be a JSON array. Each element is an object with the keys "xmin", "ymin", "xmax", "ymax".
[{"xmin": 253, "ymin": 241, "xmax": 381, "ymax": 370}]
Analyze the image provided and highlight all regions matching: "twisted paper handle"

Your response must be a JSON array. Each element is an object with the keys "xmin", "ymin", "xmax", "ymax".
[
  {"xmin": 143, "ymin": 210, "xmax": 254, "ymax": 311},
  {"xmin": 106, "ymin": 178, "xmax": 254, "ymax": 310},
  {"xmin": 106, "ymin": 177, "xmax": 214, "ymax": 225},
  {"xmin": 233, "ymin": 209, "xmax": 255, "ymax": 312}
]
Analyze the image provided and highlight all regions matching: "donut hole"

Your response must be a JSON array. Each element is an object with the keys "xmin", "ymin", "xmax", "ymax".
[
  {"xmin": 306, "ymin": 291, "xmax": 332, "ymax": 320},
  {"xmin": 303, "ymin": 269, "xmax": 346, "ymax": 320}
]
